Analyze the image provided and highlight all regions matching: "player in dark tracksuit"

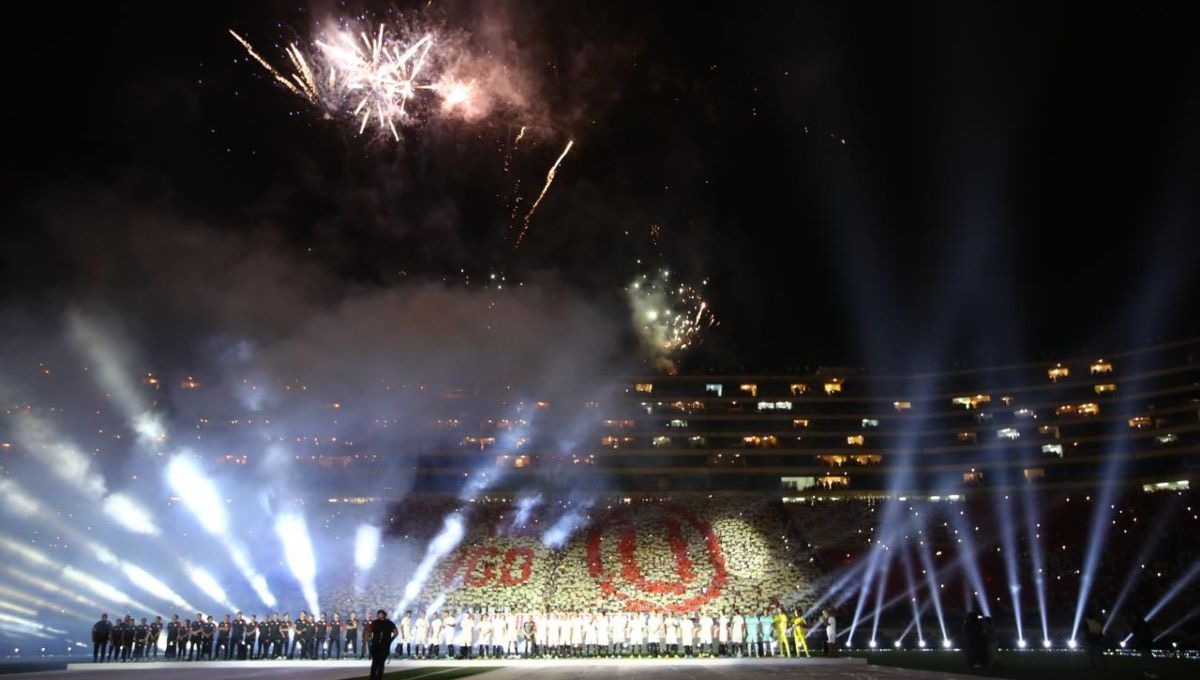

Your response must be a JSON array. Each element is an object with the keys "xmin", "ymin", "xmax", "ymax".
[{"xmin": 92, "ymin": 614, "xmax": 112, "ymax": 663}]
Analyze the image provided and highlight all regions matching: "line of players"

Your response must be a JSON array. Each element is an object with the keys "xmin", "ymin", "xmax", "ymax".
[
  {"xmin": 92, "ymin": 605, "xmax": 839, "ymax": 663},
  {"xmin": 91, "ymin": 611, "xmax": 371, "ymax": 663},
  {"xmin": 385, "ymin": 606, "xmax": 838, "ymax": 659}
]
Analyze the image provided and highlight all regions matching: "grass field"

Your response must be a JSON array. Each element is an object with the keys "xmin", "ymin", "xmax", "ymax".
[
  {"xmin": 343, "ymin": 665, "xmax": 499, "ymax": 680},
  {"xmin": 848, "ymin": 650, "xmax": 1198, "ymax": 680}
]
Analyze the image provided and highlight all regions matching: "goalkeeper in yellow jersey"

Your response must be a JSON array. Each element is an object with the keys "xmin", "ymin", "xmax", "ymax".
[
  {"xmin": 791, "ymin": 607, "xmax": 810, "ymax": 657},
  {"xmin": 772, "ymin": 609, "xmax": 792, "ymax": 657}
]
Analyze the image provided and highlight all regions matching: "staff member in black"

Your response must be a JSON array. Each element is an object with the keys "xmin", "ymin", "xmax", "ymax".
[
  {"xmin": 345, "ymin": 613, "xmax": 360, "ymax": 659},
  {"xmin": 133, "ymin": 618, "xmax": 149, "ymax": 659},
  {"xmin": 244, "ymin": 615, "xmax": 258, "ymax": 660},
  {"xmin": 216, "ymin": 614, "xmax": 232, "ymax": 659},
  {"xmin": 315, "ymin": 613, "xmax": 328, "ymax": 659},
  {"xmin": 230, "ymin": 612, "xmax": 245, "ymax": 660},
  {"xmin": 166, "ymin": 615, "xmax": 181, "ymax": 659},
  {"xmin": 91, "ymin": 613, "xmax": 112, "ymax": 663},
  {"xmin": 189, "ymin": 614, "xmax": 204, "ymax": 660},
  {"xmin": 367, "ymin": 609, "xmax": 398, "ymax": 680},
  {"xmin": 201, "ymin": 615, "xmax": 216, "ymax": 660},
  {"xmin": 329, "ymin": 613, "xmax": 343, "ymax": 660},
  {"xmin": 149, "ymin": 616, "xmax": 163, "ymax": 659}
]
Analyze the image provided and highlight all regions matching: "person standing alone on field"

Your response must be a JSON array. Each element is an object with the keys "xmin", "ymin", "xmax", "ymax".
[{"xmin": 367, "ymin": 609, "xmax": 398, "ymax": 680}]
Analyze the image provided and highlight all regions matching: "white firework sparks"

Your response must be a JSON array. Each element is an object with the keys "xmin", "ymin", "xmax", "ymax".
[
  {"xmin": 231, "ymin": 22, "xmax": 480, "ymax": 140},
  {"xmin": 626, "ymin": 269, "xmax": 718, "ymax": 371}
]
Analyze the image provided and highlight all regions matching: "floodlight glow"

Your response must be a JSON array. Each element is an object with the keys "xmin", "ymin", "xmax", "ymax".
[
  {"xmin": 994, "ymin": 497, "xmax": 1024, "ymax": 643},
  {"xmin": 228, "ymin": 545, "xmax": 277, "ymax": 608},
  {"xmin": 102, "ymin": 493, "xmax": 160, "ymax": 536},
  {"xmin": 868, "ymin": 639, "xmax": 877, "ymax": 648},
  {"xmin": 61, "ymin": 566, "xmax": 152, "ymax": 612},
  {"xmin": 166, "ymin": 454, "xmax": 228, "ymax": 534},
  {"xmin": 1042, "ymin": 638, "xmax": 1052, "ymax": 648},
  {"xmin": 1067, "ymin": 638, "xmax": 1078, "ymax": 649},
  {"xmin": 275, "ymin": 512, "xmax": 319, "ymax": 614},
  {"xmin": 1104, "ymin": 500, "xmax": 1175, "ymax": 633},
  {"xmin": 942, "ymin": 638, "xmax": 952, "ymax": 648},
  {"xmin": 0, "ymin": 479, "xmax": 43, "ymax": 517},
  {"xmin": 183, "ymin": 563, "xmax": 234, "ymax": 611},
  {"xmin": 120, "ymin": 564, "xmax": 193, "ymax": 610},
  {"xmin": 4, "ymin": 567, "xmax": 99, "ymax": 609},
  {"xmin": 918, "ymin": 639, "xmax": 926, "ymax": 648},
  {"xmin": 893, "ymin": 640, "xmax": 901, "ymax": 648},
  {"xmin": 1017, "ymin": 639, "xmax": 1027, "ymax": 648},
  {"xmin": 396, "ymin": 513, "xmax": 465, "ymax": 613},
  {"xmin": 1146, "ymin": 557, "xmax": 1200, "ymax": 621},
  {"xmin": 354, "ymin": 524, "xmax": 382, "ymax": 571}
]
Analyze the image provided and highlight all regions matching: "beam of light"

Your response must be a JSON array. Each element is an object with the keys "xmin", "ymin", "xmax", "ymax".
[
  {"xmin": 64, "ymin": 311, "xmax": 157, "ymax": 446},
  {"xmin": 0, "ymin": 600, "xmax": 37, "ymax": 617},
  {"xmin": 899, "ymin": 544, "xmax": 924, "ymax": 647},
  {"xmin": 916, "ymin": 539, "xmax": 948, "ymax": 641},
  {"xmin": 541, "ymin": 502, "xmax": 591, "ymax": 549},
  {"xmin": 182, "ymin": 563, "xmax": 235, "ymax": 612},
  {"xmin": 102, "ymin": 493, "xmax": 160, "ymax": 536},
  {"xmin": 994, "ymin": 497, "xmax": 1024, "ymax": 644},
  {"xmin": 61, "ymin": 566, "xmax": 154, "ymax": 613},
  {"xmin": 275, "ymin": 513, "xmax": 319, "ymax": 614},
  {"xmin": 1104, "ymin": 499, "xmax": 1176, "ymax": 633},
  {"xmin": 119, "ymin": 564, "xmax": 195, "ymax": 611},
  {"xmin": 229, "ymin": 545, "xmax": 277, "ymax": 608},
  {"xmin": 1071, "ymin": 489, "xmax": 1120, "ymax": 642},
  {"xmin": 0, "ymin": 477, "xmax": 44, "ymax": 517},
  {"xmin": 0, "ymin": 535, "xmax": 54, "ymax": 568},
  {"xmin": 947, "ymin": 507, "xmax": 990, "ymax": 616},
  {"xmin": 1020, "ymin": 483, "xmax": 1050, "ymax": 644},
  {"xmin": 1146, "ymin": 557, "xmax": 1200, "ymax": 621},
  {"xmin": 5, "ymin": 567, "xmax": 101, "ymax": 610},
  {"xmin": 166, "ymin": 453, "xmax": 229, "ymax": 534},
  {"xmin": 0, "ymin": 613, "xmax": 67, "ymax": 637},
  {"xmin": 354, "ymin": 524, "xmax": 382, "ymax": 571},
  {"xmin": 1154, "ymin": 605, "xmax": 1200, "ymax": 642},
  {"xmin": 514, "ymin": 139, "xmax": 574, "ymax": 248},
  {"xmin": 396, "ymin": 513, "xmax": 465, "ymax": 614},
  {"xmin": 509, "ymin": 494, "xmax": 541, "ymax": 532},
  {"xmin": 868, "ymin": 546, "xmax": 895, "ymax": 644},
  {"xmin": 13, "ymin": 418, "xmax": 107, "ymax": 500}
]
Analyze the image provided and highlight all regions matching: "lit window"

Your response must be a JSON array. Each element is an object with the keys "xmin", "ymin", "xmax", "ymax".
[
  {"xmin": 635, "ymin": 383, "xmax": 653, "ymax": 394},
  {"xmin": 782, "ymin": 476, "xmax": 817, "ymax": 491},
  {"xmin": 757, "ymin": 401, "xmax": 791, "ymax": 411},
  {"xmin": 846, "ymin": 435, "xmax": 865, "ymax": 446},
  {"xmin": 963, "ymin": 470, "xmax": 984, "ymax": 484},
  {"xmin": 976, "ymin": 412, "xmax": 994, "ymax": 422},
  {"xmin": 1055, "ymin": 404, "xmax": 1077, "ymax": 417},
  {"xmin": 1001, "ymin": 395, "xmax": 1014, "ymax": 405},
  {"xmin": 1038, "ymin": 425, "xmax": 1060, "ymax": 438},
  {"xmin": 535, "ymin": 401, "xmax": 550, "ymax": 411},
  {"xmin": 605, "ymin": 419, "xmax": 637, "ymax": 429},
  {"xmin": 894, "ymin": 401, "xmax": 912, "ymax": 412},
  {"xmin": 862, "ymin": 418, "xmax": 880, "ymax": 429},
  {"xmin": 672, "ymin": 400, "xmax": 705, "ymax": 413},
  {"xmin": 705, "ymin": 383, "xmax": 723, "ymax": 397},
  {"xmin": 792, "ymin": 419, "xmax": 810, "ymax": 429},
  {"xmin": 957, "ymin": 432, "xmax": 978, "ymax": 443},
  {"xmin": 688, "ymin": 436, "xmax": 707, "ymax": 448},
  {"xmin": 708, "ymin": 452, "xmax": 744, "ymax": 466},
  {"xmin": 852, "ymin": 454, "xmax": 882, "ymax": 466},
  {"xmin": 1078, "ymin": 403, "xmax": 1100, "ymax": 417},
  {"xmin": 998, "ymin": 428, "xmax": 1020, "ymax": 440},
  {"xmin": 1090, "ymin": 360, "xmax": 1113, "ymax": 375},
  {"xmin": 818, "ymin": 474, "xmax": 850, "ymax": 489},
  {"xmin": 652, "ymin": 436, "xmax": 671, "ymax": 448},
  {"xmin": 823, "ymin": 379, "xmax": 843, "ymax": 395},
  {"xmin": 1048, "ymin": 364, "xmax": 1069, "ymax": 382},
  {"xmin": 513, "ymin": 455, "xmax": 530, "ymax": 469},
  {"xmin": 1094, "ymin": 383, "xmax": 1117, "ymax": 394},
  {"xmin": 181, "ymin": 376, "xmax": 200, "ymax": 389},
  {"xmin": 740, "ymin": 383, "xmax": 758, "ymax": 397},
  {"xmin": 141, "ymin": 373, "xmax": 160, "ymax": 387},
  {"xmin": 1023, "ymin": 468, "xmax": 1045, "ymax": 480},
  {"xmin": 1042, "ymin": 444, "xmax": 1064, "ymax": 457},
  {"xmin": 819, "ymin": 454, "xmax": 847, "ymax": 467},
  {"xmin": 1014, "ymin": 408, "xmax": 1037, "ymax": 419},
  {"xmin": 743, "ymin": 435, "xmax": 778, "ymax": 448},
  {"xmin": 1142, "ymin": 480, "xmax": 1189, "ymax": 493},
  {"xmin": 1128, "ymin": 416, "xmax": 1152, "ymax": 430},
  {"xmin": 1155, "ymin": 433, "xmax": 1178, "ymax": 445},
  {"xmin": 668, "ymin": 419, "xmax": 688, "ymax": 428},
  {"xmin": 790, "ymin": 383, "xmax": 808, "ymax": 396},
  {"xmin": 952, "ymin": 394, "xmax": 991, "ymax": 409}
]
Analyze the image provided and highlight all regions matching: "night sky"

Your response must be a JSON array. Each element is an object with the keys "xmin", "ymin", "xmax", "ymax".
[{"xmin": 4, "ymin": 1, "xmax": 1199, "ymax": 373}]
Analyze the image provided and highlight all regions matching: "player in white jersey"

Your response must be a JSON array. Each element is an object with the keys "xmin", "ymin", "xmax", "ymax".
[
  {"xmin": 491, "ymin": 612, "xmax": 508, "ymax": 658},
  {"xmin": 594, "ymin": 612, "xmax": 609, "ymax": 656},
  {"xmin": 698, "ymin": 612, "xmax": 714, "ymax": 656},
  {"xmin": 680, "ymin": 613, "xmax": 695, "ymax": 657},
  {"xmin": 457, "ymin": 612, "xmax": 474, "ymax": 659},
  {"xmin": 664, "ymin": 614, "xmax": 679, "ymax": 656},
  {"xmin": 608, "ymin": 612, "xmax": 625, "ymax": 656},
  {"xmin": 646, "ymin": 611, "xmax": 663, "ymax": 657},
  {"xmin": 440, "ymin": 611, "xmax": 456, "ymax": 658},
  {"xmin": 730, "ymin": 612, "xmax": 745, "ymax": 657},
  {"xmin": 717, "ymin": 612, "xmax": 730, "ymax": 657}
]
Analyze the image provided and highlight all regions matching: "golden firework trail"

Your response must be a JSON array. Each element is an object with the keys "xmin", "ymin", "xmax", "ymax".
[
  {"xmin": 229, "ymin": 30, "xmax": 311, "ymax": 100},
  {"xmin": 515, "ymin": 139, "xmax": 574, "ymax": 248}
]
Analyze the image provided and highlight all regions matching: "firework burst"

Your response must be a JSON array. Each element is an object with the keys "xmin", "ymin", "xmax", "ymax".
[
  {"xmin": 626, "ymin": 269, "xmax": 718, "ymax": 372},
  {"xmin": 231, "ymin": 20, "xmax": 489, "ymax": 140}
]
